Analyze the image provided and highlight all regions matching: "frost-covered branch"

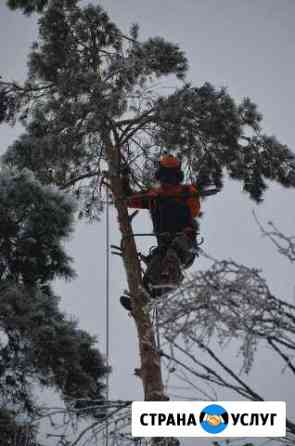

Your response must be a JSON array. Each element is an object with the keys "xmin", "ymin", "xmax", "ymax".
[
  {"xmin": 157, "ymin": 258, "xmax": 295, "ymax": 373},
  {"xmin": 154, "ymin": 254, "xmax": 295, "ymax": 439},
  {"xmin": 254, "ymin": 212, "xmax": 295, "ymax": 263}
]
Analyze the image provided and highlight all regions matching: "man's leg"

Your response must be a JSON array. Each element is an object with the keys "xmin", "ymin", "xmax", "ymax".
[
  {"xmin": 120, "ymin": 248, "xmax": 164, "ymax": 312},
  {"xmin": 159, "ymin": 231, "xmax": 197, "ymax": 290},
  {"xmin": 120, "ymin": 232, "xmax": 195, "ymax": 311},
  {"xmin": 160, "ymin": 247, "xmax": 183, "ymax": 287},
  {"xmin": 143, "ymin": 247, "xmax": 166, "ymax": 297},
  {"xmin": 170, "ymin": 232, "xmax": 196, "ymax": 268}
]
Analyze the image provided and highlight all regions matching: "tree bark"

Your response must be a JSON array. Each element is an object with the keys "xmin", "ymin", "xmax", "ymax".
[{"xmin": 105, "ymin": 143, "xmax": 167, "ymax": 402}]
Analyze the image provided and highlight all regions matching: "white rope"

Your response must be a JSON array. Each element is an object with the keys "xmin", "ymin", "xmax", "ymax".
[
  {"xmin": 154, "ymin": 307, "xmax": 161, "ymax": 353},
  {"xmin": 105, "ymin": 188, "xmax": 110, "ymax": 446}
]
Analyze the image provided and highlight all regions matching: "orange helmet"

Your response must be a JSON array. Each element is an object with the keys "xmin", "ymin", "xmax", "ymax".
[
  {"xmin": 155, "ymin": 155, "xmax": 183, "ymax": 183},
  {"xmin": 159, "ymin": 155, "xmax": 181, "ymax": 169}
]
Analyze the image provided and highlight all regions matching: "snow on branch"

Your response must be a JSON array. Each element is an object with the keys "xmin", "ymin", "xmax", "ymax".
[
  {"xmin": 156, "ymin": 255, "xmax": 295, "ymax": 375},
  {"xmin": 153, "ymin": 253, "xmax": 295, "ymax": 439}
]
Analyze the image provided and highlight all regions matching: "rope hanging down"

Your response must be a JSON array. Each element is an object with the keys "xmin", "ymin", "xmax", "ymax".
[{"xmin": 105, "ymin": 188, "xmax": 110, "ymax": 446}]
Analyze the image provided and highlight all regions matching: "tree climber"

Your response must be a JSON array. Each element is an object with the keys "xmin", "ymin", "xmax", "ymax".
[{"xmin": 120, "ymin": 154, "xmax": 201, "ymax": 312}]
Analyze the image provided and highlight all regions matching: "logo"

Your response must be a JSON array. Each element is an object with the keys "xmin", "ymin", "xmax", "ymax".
[
  {"xmin": 131, "ymin": 401, "xmax": 286, "ymax": 437},
  {"xmin": 199, "ymin": 404, "xmax": 229, "ymax": 434}
]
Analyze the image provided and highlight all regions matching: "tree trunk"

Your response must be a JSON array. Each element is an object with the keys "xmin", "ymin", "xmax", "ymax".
[{"xmin": 105, "ymin": 143, "xmax": 167, "ymax": 402}]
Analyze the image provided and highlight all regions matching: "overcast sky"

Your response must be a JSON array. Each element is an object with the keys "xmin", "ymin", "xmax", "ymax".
[{"xmin": 1, "ymin": 1, "xmax": 295, "ymax": 445}]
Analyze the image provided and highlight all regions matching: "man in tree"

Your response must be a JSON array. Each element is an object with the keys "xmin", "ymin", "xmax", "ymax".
[{"xmin": 120, "ymin": 154, "xmax": 201, "ymax": 311}]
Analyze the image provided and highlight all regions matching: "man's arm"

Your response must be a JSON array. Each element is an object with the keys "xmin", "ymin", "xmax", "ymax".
[
  {"xmin": 121, "ymin": 168, "xmax": 152, "ymax": 209},
  {"xmin": 187, "ymin": 185, "xmax": 201, "ymax": 218}
]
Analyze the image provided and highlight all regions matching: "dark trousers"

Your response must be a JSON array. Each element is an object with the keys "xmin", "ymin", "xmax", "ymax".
[{"xmin": 143, "ymin": 232, "xmax": 196, "ymax": 292}]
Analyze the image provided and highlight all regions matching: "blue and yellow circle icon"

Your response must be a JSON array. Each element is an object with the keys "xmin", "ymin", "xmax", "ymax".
[{"xmin": 199, "ymin": 404, "xmax": 229, "ymax": 434}]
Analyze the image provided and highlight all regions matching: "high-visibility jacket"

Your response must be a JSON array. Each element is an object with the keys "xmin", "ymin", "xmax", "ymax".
[{"xmin": 126, "ymin": 184, "xmax": 201, "ymax": 235}]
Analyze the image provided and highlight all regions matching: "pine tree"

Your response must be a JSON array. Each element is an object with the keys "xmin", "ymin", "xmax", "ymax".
[
  {"xmin": 2, "ymin": 0, "xmax": 295, "ymax": 442},
  {"xmin": 6, "ymin": 0, "xmax": 49, "ymax": 15},
  {"xmin": 0, "ymin": 408, "xmax": 40, "ymax": 446},
  {"xmin": 0, "ymin": 168, "xmax": 109, "ymax": 440}
]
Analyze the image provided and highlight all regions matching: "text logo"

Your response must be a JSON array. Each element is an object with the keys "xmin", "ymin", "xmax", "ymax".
[{"xmin": 132, "ymin": 401, "xmax": 286, "ymax": 437}]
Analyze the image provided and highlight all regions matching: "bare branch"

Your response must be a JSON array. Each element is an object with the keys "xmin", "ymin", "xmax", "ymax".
[{"xmin": 253, "ymin": 211, "xmax": 295, "ymax": 263}]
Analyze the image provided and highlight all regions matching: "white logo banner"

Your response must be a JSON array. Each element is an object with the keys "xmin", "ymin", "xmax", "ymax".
[{"xmin": 132, "ymin": 401, "xmax": 286, "ymax": 437}]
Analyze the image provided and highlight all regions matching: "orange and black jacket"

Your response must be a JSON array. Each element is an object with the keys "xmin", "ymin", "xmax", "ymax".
[{"xmin": 125, "ymin": 183, "xmax": 201, "ymax": 235}]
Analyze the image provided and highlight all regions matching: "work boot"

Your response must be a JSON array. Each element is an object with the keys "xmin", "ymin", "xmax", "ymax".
[
  {"xmin": 120, "ymin": 295, "xmax": 132, "ymax": 312},
  {"xmin": 120, "ymin": 292, "xmax": 150, "ymax": 311}
]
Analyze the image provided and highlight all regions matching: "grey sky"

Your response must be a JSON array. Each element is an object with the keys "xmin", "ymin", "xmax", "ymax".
[{"xmin": 1, "ymin": 1, "xmax": 295, "ymax": 445}]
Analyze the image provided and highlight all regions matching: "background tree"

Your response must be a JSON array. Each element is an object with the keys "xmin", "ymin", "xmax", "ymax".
[
  {"xmin": 0, "ymin": 167, "xmax": 109, "ymax": 442},
  {"xmin": 6, "ymin": 0, "xmax": 49, "ymax": 15},
  {"xmin": 1, "ymin": 0, "xmax": 295, "ymax": 444},
  {"xmin": 155, "ymin": 219, "xmax": 295, "ymax": 444},
  {"xmin": 0, "ymin": 407, "xmax": 40, "ymax": 446}
]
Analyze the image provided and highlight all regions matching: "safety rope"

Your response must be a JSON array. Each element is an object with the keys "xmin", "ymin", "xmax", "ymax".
[
  {"xmin": 152, "ymin": 306, "xmax": 161, "ymax": 360},
  {"xmin": 105, "ymin": 187, "xmax": 110, "ymax": 446},
  {"xmin": 155, "ymin": 306, "xmax": 161, "ymax": 354}
]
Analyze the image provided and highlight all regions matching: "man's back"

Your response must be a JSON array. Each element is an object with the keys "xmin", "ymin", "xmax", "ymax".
[{"xmin": 127, "ymin": 183, "xmax": 200, "ymax": 219}]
